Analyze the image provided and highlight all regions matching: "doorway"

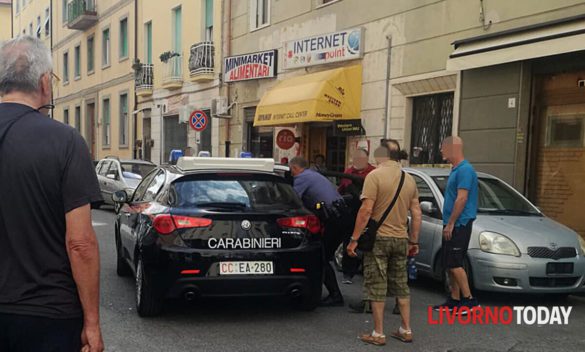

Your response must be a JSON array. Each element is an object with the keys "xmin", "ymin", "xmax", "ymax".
[
  {"xmin": 143, "ymin": 116, "xmax": 152, "ymax": 162},
  {"xmin": 85, "ymin": 102, "xmax": 96, "ymax": 160},
  {"xmin": 163, "ymin": 115, "xmax": 188, "ymax": 163},
  {"xmin": 307, "ymin": 125, "xmax": 346, "ymax": 172},
  {"xmin": 531, "ymin": 70, "xmax": 585, "ymax": 238}
]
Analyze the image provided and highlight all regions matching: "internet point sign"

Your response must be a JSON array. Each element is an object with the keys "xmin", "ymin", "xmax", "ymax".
[
  {"xmin": 284, "ymin": 28, "xmax": 364, "ymax": 69},
  {"xmin": 224, "ymin": 49, "xmax": 277, "ymax": 83}
]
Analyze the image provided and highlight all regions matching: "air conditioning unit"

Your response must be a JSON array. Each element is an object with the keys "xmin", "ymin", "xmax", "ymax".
[
  {"xmin": 179, "ymin": 104, "xmax": 194, "ymax": 123},
  {"xmin": 211, "ymin": 97, "xmax": 231, "ymax": 117}
]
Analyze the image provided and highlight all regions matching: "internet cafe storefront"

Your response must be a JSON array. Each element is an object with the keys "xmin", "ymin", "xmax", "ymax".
[{"xmin": 253, "ymin": 29, "xmax": 365, "ymax": 172}]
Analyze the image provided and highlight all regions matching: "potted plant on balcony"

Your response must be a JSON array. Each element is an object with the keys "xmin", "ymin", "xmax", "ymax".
[{"xmin": 159, "ymin": 51, "xmax": 180, "ymax": 63}]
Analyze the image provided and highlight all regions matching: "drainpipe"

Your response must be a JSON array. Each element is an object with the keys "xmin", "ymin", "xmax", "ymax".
[
  {"xmin": 10, "ymin": 1, "xmax": 13, "ymax": 38},
  {"xmin": 383, "ymin": 36, "xmax": 392, "ymax": 139},
  {"xmin": 132, "ymin": 0, "xmax": 139, "ymax": 158},
  {"xmin": 50, "ymin": 0, "xmax": 54, "ymax": 118},
  {"xmin": 222, "ymin": 0, "xmax": 231, "ymax": 157}
]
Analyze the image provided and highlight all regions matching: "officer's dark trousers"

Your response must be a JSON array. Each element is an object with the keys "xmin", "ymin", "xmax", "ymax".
[
  {"xmin": 323, "ymin": 218, "xmax": 346, "ymax": 298},
  {"xmin": 0, "ymin": 313, "xmax": 83, "ymax": 352}
]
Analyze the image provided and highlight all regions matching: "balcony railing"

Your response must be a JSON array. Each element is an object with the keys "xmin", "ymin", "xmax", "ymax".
[
  {"xmin": 67, "ymin": 0, "xmax": 98, "ymax": 30},
  {"xmin": 135, "ymin": 64, "xmax": 153, "ymax": 96},
  {"xmin": 162, "ymin": 55, "xmax": 183, "ymax": 89},
  {"xmin": 189, "ymin": 42, "xmax": 214, "ymax": 81}
]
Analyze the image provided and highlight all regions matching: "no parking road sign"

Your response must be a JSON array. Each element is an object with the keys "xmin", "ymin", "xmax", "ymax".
[{"xmin": 189, "ymin": 110, "xmax": 208, "ymax": 132}]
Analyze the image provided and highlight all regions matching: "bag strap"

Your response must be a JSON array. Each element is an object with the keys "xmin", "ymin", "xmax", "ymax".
[{"xmin": 376, "ymin": 170, "xmax": 406, "ymax": 226}]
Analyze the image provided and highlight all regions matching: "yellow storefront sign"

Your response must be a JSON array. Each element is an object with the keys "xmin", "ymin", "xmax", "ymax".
[{"xmin": 254, "ymin": 64, "xmax": 362, "ymax": 126}]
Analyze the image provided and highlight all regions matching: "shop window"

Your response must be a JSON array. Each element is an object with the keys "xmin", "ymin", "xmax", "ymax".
[
  {"xmin": 547, "ymin": 115, "xmax": 584, "ymax": 148},
  {"xmin": 245, "ymin": 107, "xmax": 273, "ymax": 158},
  {"xmin": 410, "ymin": 92, "xmax": 454, "ymax": 165}
]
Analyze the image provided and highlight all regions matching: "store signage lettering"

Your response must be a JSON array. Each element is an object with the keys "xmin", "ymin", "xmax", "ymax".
[
  {"xmin": 224, "ymin": 50, "xmax": 277, "ymax": 82},
  {"xmin": 284, "ymin": 28, "xmax": 363, "ymax": 69},
  {"xmin": 334, "ymin": 119, "xmax": 364, "ymax": 136}
]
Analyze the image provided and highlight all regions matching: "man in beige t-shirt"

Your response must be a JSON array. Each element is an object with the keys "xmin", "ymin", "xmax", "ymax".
[{"xmin": 347, "ymin": 146, "xmax": 422, "ymax": 346}]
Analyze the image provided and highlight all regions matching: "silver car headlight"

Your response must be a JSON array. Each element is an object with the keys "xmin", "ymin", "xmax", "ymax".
[
  {"xmin": 479, "ymin": 231, "xmax": 520, "ymax": 257},
  {"xmin": 577, "ymin": 235, "xmax": 585, "ymax": 255}
]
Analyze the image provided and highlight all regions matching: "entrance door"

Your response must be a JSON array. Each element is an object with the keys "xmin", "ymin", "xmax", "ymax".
[
  {"xmin": 143, "ymin": 117, "xmax": 152, "ymax": 162},
  {"xmin": 86, "ymin": 103, "xmax": 96, "ymax": 160},
  {"xmin": 532, "ymin": 71, "xmax": 585, "ymax": 238},
  {"xmin": 326, "ymin": 132, "xmax": 346, "ymax": 173},
  {"xmin": 163, "ymin": 115, "xmax": 188, "ymax": 163}
]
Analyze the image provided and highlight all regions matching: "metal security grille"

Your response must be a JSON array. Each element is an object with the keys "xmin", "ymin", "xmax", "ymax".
[
  {"xmin": 410, "ymin": 92, "xmax": 454, "ymax": 165},
  {"xmin": 163, "ymin": 115, "xmax": 187, "ymax": 162}
]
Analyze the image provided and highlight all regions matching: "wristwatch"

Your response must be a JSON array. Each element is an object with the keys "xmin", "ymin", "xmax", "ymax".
[{"xmin": 350, "ymin": 237, "xmax": 359, "ymax": 243}]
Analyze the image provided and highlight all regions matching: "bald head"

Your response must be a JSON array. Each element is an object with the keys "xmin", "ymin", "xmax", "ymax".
[{"xmin": 441, "ymin": 136, "xmax": 465, "ymax": 164}]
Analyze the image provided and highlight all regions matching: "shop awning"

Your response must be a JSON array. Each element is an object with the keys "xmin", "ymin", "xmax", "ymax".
[
  {"xmin": 253, "ymin": 64, "xmax": 362, "ymax": 127},
  {"xmin": 447, "ymin": 15, "xmax": 585, "ymax": 71}
]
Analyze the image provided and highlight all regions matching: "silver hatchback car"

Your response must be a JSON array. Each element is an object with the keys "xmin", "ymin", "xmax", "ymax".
[
  {"xmin": 95, "ymin": 157, "xmax": 156, "ymax": 206},
  {"xmin": 406, "ymin": 167, "xmax": 585, "ymax": 294}
]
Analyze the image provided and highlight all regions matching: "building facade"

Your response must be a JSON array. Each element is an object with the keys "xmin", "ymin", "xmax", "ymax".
[
  {"xmin": 223, "ymin": 0, "xmax": 585, "ymax": 238},
  {"xmin": 0, "ymin": 0, "xmax": 12, "ymax": 42},
  {"xmin": 12, "ymin": 0, "xmax": 51, "ymax": 45},
  {"xmin": 52, "ymin": 0, "xmax": 137, "ymax": 161},
  {"xmin": 134, "ymin": 0, "xmax": 222, "ymax": 164}
]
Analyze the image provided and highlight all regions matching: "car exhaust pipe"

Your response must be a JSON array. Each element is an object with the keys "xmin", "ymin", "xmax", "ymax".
[
  {"xmin": 289, "ymin": 288, "xmax": 302, "ymax": 298},
  {"xmin": 183, "ymin": 289, "xmax": 198, "ymax": 301}
]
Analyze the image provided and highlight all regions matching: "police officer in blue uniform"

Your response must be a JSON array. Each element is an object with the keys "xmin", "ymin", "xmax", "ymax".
[{"xmin": 289, "ymin": 156, "xmax": 348, "ymax": 306}]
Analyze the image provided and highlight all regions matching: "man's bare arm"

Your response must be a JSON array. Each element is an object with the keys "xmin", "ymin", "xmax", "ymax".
[
  {"xmin": 351, "ymin": 199, "xmax": 375, "ymax": 239},
  {"xmin": 409, "ymin": 198, "xmax": 422, "ymax": 243},
  {"xmin": 65, "ymin": 204, "xmax": 102, "ymax": 350}
]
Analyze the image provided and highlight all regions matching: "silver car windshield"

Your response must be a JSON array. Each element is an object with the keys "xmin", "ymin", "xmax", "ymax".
[{"xmin": 432, "ymin": 176, "xmax": 542, "ymax": 216}]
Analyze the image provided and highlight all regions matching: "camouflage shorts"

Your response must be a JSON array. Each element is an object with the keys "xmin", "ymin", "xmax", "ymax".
[{"xmin": 363, "ymin": 237, "xmax": 409, "ymax": 301}]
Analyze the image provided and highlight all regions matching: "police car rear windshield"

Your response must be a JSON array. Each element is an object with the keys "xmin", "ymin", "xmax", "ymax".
[{"xmin": 170, "ymin": 174, "xmax": 303, "ymax": 211}]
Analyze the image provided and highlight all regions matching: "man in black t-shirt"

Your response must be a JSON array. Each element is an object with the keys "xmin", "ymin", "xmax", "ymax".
[{"xmin": 0, "ymin": 37, "xmax": 104, "ymax": 351}]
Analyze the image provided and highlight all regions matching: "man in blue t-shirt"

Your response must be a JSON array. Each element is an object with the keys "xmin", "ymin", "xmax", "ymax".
[{"xmin": 433, "ymin": 136, "xmax": 479, "ymax": 313}]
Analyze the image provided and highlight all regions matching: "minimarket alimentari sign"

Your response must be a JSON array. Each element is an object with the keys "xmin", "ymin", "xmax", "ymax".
[
  {"xmin": 284, "ymin": 28, "xmax": 364, "ymax": 69},
  {"xmin": 223, "ymin": 49, "xmax": 277, "ymax": 82}
]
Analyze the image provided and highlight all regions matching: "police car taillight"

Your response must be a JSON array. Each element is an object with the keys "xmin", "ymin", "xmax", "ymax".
[
  {"xmin": 277, "ymin": 215, "xmax": 321, "ymax": 235},
  {"xmin": 153, "ymin": 214, "xmax": 212, "ymax": 235}
]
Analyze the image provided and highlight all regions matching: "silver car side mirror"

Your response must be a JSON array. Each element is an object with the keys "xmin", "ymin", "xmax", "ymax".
[{"xmin": 420, "ymin": 201, "xmax": 437, "ymax": 215}]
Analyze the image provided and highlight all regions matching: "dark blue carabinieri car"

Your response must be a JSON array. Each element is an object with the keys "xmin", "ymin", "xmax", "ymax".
[{"xmin": 113, "ymin": 157, "xmax": 323, "ymax": 317}]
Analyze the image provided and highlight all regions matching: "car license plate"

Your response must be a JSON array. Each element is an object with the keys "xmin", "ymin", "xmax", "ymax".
[
  {"xmin": 546, "ymin": 262, "xmax": 573, "ymax": 274},
  {"xmin": 219, "ymin": 261, "xmax": 274, "ymax": 275}
]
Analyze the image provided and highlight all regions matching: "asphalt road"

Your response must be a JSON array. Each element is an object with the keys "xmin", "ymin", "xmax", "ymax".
[{"xmin": 92, "ymin": 208, "xmax": 585, "ymax": 352}]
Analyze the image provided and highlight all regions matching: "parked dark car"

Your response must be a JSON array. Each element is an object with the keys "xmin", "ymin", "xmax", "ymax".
[{"xmin": 113, "ymin": 157, "xmax": 323, "ymax": 316}]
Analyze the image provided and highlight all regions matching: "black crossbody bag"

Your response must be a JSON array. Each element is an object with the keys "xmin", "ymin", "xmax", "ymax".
[{"xmin": 358, "ymin": 170, "xmax": 405, "ymax": 252}]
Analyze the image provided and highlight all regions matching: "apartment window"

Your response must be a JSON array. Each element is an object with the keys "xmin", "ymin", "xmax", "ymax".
[
  {"xmin": 145, "ymin": 22, "xmax": 152, "ymax": 64},
  {"xmin": 250, "ymin": 0, "xmax": 270, "ymax": 30},
  {"xmin": 410, "ymin": 92, "xmax": 454, "ymax": 165},
  {"xmin": 74, "ymin": 45, "xmax": 81, "ymax": 79},
  {"xmin": 172, "ymin": 7, "xmax": 182, "ymax": 52},
  {"xmin": 62, "ymin": 0, "xmax": 68, "ymax": 23},
  {"xmin": 102, "ymin": 98, "xmax": 111, "ymax": 146},
  {"xmin": 63, "ymin": 108, "xmax": 69, "ymax": 125},
  {"xmin": 119, "ymin": 18, "xmax": 128, "ymax": 59},
  {"xmin": 16, "ymin": 0, "xmax": 19, "ymax": 14},
  {"xmin": 63, "ymin": 51, "xmax": 69, "ymax": 83},
  {"xmin": 205, "ymin": 0, "xmax": 213, "ymax": 41},
  {"xmin": 87, "ymin": 36, "xmax": 94, "ymax": 73},
  {"xmin": 36, "ymin": 16, "xmax": 41, "ymax": 38},
  {"xmin": 75, "ymin": 106, "xmax": 81, "ymax": 133},
  {"xmin": 44, "ymin": 8, "xmax": 51, "ymax": 37},
  {"xmin": 119, "ymin": 93, "xmax": 128, "ymax": 146},
  {"xmin": 29, "ymin": 23, "xmax": 33, "ymax": 36},
  {"xmin": 102, "ymin": 28, "xmax": 111, "ymax": 67}
]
